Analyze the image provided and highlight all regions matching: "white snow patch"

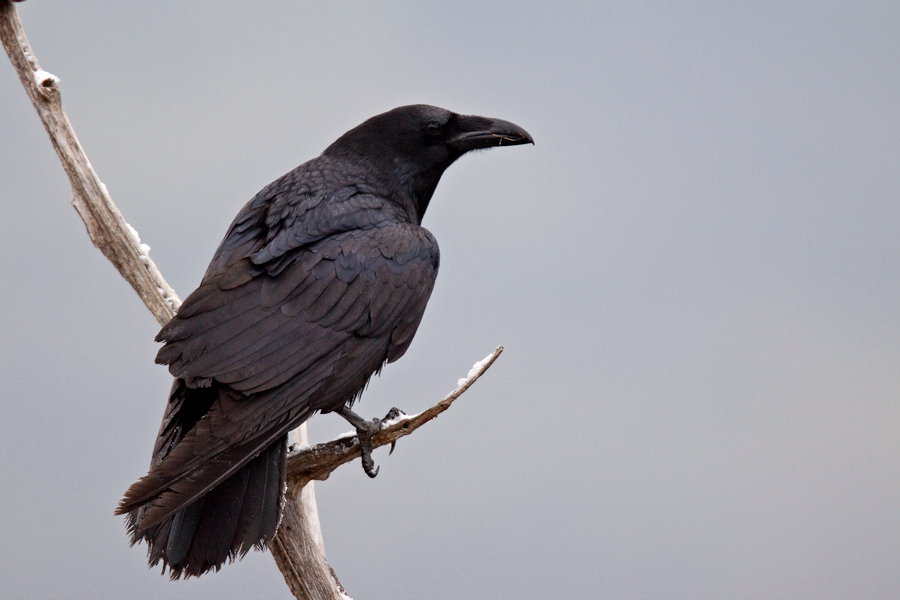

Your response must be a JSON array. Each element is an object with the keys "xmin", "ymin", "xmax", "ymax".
[
  {"xmin": 33, "ymin": 69, "xmax": 59, "ymax": 87},
  {"xmin": 125, "ymin": 222, "xmax": 141, "ymax": 244},
  {"xmin": 126, "ymin": 222, "xmax": 152, "ymax": 259},
  {"xmin": 456, "ymin": 353, "xmax": 494, "ymax": 387},
  {"xmin": 381, "ymin": 411, "xmax": 420, "ymax": 428}
]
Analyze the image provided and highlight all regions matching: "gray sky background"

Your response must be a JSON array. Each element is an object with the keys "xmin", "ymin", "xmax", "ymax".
[{"xmin": 1, "ymin": 2, "xmax": 898, "ymax": 599}]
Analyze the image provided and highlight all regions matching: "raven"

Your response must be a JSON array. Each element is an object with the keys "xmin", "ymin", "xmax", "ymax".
[{"xmin": 117, "ymin": 104, "xmax": 532, "ymax": 577}]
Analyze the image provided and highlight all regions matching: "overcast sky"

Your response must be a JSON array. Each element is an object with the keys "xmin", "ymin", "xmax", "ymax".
[{"xmin": 2, "ymin": 2, "xmax": 899, "ymax": 599}]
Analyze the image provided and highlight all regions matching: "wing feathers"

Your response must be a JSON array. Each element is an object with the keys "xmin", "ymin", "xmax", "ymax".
[{"xmin": 124, "ymin": 221, "xmax": 439, "ymax": 575}]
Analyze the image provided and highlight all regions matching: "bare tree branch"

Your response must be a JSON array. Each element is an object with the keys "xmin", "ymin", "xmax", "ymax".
[
  {"xmin": 271, "ymin": 346, "xmax": 502, "ymax": 598},
  {"xmin": 272, "ymin": 427, "xmax": 350, "ymax": 600},
  {"xmin": 285, "ymin": 347, "xmax": 504, "ymax": 488},
  {"xmin": 0, "ymin": 0, "xmax": 180, "ymax": 325},
  {"xmin": 1, "ymin": 3, "xmax": 502, "ymax": 599}
]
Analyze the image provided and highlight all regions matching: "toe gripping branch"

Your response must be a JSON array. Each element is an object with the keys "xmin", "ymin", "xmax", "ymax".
[{"xmin": 337, "ymin": 406, "xmax": 406, "ymax": 477}]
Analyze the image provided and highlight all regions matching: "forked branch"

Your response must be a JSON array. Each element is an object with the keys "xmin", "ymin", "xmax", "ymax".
[
  {"xmin": 1, "ymin": 3, "xmax": 501, "ymax": 599},
  {"xmin": 271, "ymin": 347, "xmax": 502, "ymax": 600}
]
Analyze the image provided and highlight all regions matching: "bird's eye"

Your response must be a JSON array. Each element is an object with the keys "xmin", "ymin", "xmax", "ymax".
[{"xmin": 425, "ymin": 121, "xmax": 442, "ymax": 136}]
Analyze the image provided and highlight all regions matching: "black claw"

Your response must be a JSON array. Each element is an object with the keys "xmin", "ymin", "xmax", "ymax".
[
  {"xmin": 360, "ymin": 445, "xmax": 379, "ymax": 477},
  {"xmin": 384, "ymin": 407, "xmax": 406, "ymax": 420},
  {"xmin": 358, "ymin": 433, "xmax": 380, "ymax": 477},
  {"xmin": 337, "ymin": 405, "xmax": 408, "ymax": 476},
  {"xmin": 337, "ymin": 405, "xmax": 387, "ymax": 477},
  {"xmin": 384, "ymin": 407, "xmax": 405, "ymax": 455}
]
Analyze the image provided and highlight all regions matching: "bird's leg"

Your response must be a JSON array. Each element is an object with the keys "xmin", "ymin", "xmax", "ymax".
[
  {"xmin": 337, "ymin": 406, "xmax": 382, "ymax": 478},
  {"xmin": 336, "ymin": 406, "xmax": 407, "ymax": 477}
]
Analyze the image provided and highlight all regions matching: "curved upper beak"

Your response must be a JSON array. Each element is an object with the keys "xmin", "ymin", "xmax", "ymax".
[{"xmin": 449, "ymin": 115, "xmax": 534, "ymax": 153}]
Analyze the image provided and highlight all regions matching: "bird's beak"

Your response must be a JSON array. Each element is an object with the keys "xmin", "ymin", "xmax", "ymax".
[{"xmin": 450, "ymin": 115, "xmax": 534, "ymax": 153}]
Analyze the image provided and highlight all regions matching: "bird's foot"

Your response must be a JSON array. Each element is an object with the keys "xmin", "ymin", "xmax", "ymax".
[
  {"xmin": 337, "ymin": 406, "xmax": 406, "ymax": 477},
  {"xmin": 382, "ymin": 407, "xmax": 406, "ymax": 454}
]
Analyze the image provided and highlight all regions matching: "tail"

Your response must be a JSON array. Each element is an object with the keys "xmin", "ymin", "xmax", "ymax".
[
  {"xmin": 124, "ymin": 436, "xmax": 287, "ymax": 578},
  {"xmin": 118, "ymin": 380, "xmax": 308, "ymax": 578}
]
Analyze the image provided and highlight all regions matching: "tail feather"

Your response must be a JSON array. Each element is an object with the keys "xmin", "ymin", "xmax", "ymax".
[
  {"xmin": 122, "ymin": 429, "xmax": 285, "ymax": 530},
  {"xmin": 126, "ymin": 437, "xmax": 287, "ymax": 579},
  {"xmin": 120, "ymin": 379, "xmax": 303, "ymax": 578},
  {"xmin": 231, "ymin": 439, "xmax": 282, "ymax": 553},
  {"xmin": 164, "ymin": 496, "xmax": 204, "ymax": 566}
]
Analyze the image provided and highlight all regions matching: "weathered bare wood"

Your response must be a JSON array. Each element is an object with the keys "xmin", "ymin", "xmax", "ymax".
[
  {"xmin": 2, "ymin": 4, "xmax": 503, "ymax": 598},
  {"xmin": 271, "ymin": 427, "xmax": 348, "ymax": 600},
  {"xmin": 0, "ymin": 0, "xmax": 180, "ymax": 325}
]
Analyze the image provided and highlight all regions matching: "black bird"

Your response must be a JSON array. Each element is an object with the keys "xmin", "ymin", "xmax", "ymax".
[{"xmin": 117, "ymin": 105, "xmax": 532, "ymax": 577}]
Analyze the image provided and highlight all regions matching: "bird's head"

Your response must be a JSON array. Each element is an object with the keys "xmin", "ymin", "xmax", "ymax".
[{"xmin": 324, "ymin": 104, "xmax": 533, "ymax": 220}]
